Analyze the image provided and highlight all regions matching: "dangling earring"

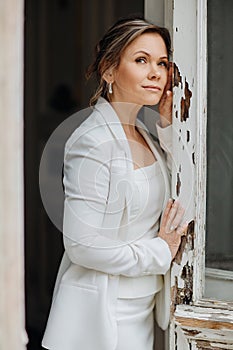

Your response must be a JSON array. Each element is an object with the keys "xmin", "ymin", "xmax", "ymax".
[{"xmin": 108, "ymin": 82, "xmax": 113, "ymax": 94}]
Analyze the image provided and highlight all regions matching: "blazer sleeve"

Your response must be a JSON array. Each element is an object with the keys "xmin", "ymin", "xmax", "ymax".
[
  {"xmin": 156, "ymin": 122, "xmax": 173, "ymax": 174},
  {"xmin": 63, "ymin": 132, "xmax": 172, "ymax": 277}
]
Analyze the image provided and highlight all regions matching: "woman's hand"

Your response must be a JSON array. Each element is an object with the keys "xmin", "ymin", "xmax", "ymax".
[
  {"xmin": 158, "ymin": 198, "xmax": 188, "ymax": 260},
  {"xmin": 159, "ymin": 62, "xmax": 173, "ymax": 127}
]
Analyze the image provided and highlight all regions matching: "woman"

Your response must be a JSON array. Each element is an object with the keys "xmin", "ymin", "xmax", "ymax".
[{"xmin": 42, "ymin": 16, "xmax": 187, "ymax": 350}]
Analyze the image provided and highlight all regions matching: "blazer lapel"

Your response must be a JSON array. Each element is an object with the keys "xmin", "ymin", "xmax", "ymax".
[
  {"xmin": 94, "ymin": 97, "xmax": 133, "ymax": 171},
  {"xmin": 95, "ymin": 98, "xmax": 171, "ymax": 213},
  {"xmin": 136, "ymin": 119, "xmax": 171, "ymax": 209}
]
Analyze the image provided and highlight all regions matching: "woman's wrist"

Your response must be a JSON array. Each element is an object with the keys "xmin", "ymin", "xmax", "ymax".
[{"xmin": 158, "ymin": 118, "xmax": 172, "ymax": 128}]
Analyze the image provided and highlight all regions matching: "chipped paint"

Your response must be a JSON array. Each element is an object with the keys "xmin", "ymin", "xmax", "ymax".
[
  {"xmin": 173, "ymin": 304, "xmax": 233, "ymax": 349},
  {"xmin": 168, "ymin": 1, "xmax": 233, "ymax": 349},
  {"xmin": 173, "ymin": 262, "xmax": 193, "ymax": 306},
  {"xmin": 173, "ymin": 63, "xmax": 193, "ymax": 122},
  {"xmin": 196, "ymin": 341, "xmax": 233, "ymax": 349},
  {"xmin": 176, "ymin": 173, "xmax": 181, "ymax": 196},
  {"xmin": 180, "ymin": 80, "xmax": 192, "ymax": 122},
  {"xmin": 192, "ymin": 152, "xmax": 195, "ymax": 165},
  {"xmin": 174, "ymin": 62, "xmax": 183, "ymax": 88}
]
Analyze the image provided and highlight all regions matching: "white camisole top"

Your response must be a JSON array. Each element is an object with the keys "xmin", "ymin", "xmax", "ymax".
[{"xmin": 118, "ymin": 160, "xmax": 165, "ymax": 298}]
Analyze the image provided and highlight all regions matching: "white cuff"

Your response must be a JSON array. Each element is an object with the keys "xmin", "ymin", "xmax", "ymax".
[
  {"xmin": 156, "ymin": 237, "xmax": 172, "ymax": 271},
  {"xmin": 156, "ymin": 122, "xmax": 172, "ymax": 153}
]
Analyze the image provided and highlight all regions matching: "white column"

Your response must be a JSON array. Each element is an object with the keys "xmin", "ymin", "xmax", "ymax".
[{"xmin": 0, "ymin": 0, "xmax": 27, "ymax": 348}]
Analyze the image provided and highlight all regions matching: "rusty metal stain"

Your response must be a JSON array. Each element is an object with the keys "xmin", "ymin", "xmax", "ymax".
[
  {"xmin": 180, "ymin": 263, "xmax": 193, "ymax": 304},
  {"xmin": 192, "ymin": 152, "xmax": 195, "ymax": 165},
  {"xmin": 173, "ymin": 220, "xmax": 195, "ymax": 308},
  {"xmin": 173, "ymin": 62, "xmax": 183, "ymax": 88},
  {"xmin": 181, "ymin": 80, "xmax": 192, "ymax": 122},
  {"xmin": 171, "ymin": 279, "xmax": 178, "ymax": 314},
  {"xmin": 187, "ymin": 220, "xmax": 195, "ymax": 250},
  {"xmin": 195, "ymin": 340, "xmax": 231, "ymax": 349},
  {"xmin": 173, "ymin": 63, "xmax": 193, "ymax": 122},
  {"xmin": 175, "ymin": 327, "xmax": 178, "ymax": 350},
  {"xmin": 174, "ymin": 235, "xmax": 187, "ymax": 265},
  {"xmin": 176, "ymin": 172, "xmax": 181, "ymax": 196},
  {"xmin": 174, "ymin": 263, "xmax": 194, "ymax": 306},
  {"xmin": 184, "ymin": 329, "xmax": 202, "ymax": 337},
  {"xmin": 173, "ymin": 263, "xmax": 193, "ymax": 306}
]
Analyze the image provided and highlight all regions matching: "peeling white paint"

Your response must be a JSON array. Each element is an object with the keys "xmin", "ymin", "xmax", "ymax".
[{"xmin": 166, "ymin": 0, "xmax": 233, "ymax": 349}]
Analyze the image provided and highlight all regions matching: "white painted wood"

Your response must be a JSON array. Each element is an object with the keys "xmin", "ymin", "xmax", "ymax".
[
  {"xmin": 0, "ymin": 0, "xmax": 27, "ymax": 348},
  {"xmin": 171, "ymin": 0, "xmax": 196, "ymax": 221},
  {"xmin": 167, "ymin": 0, "xmax": 233, "ymax": 348},
  {"xmin": 175, "ymin": 304, "xmax": 233, "ymax": 344},
  {"xmin": 176, "ymin": 324, "xmax": 190, "ymax": 349},
  {"xmin": 193, "ymin": 0, "xmax": 208, "ymax": 303}
]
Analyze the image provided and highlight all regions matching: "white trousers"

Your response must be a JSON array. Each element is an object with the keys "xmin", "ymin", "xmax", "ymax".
[{"xmin": 115, "ymin": 295, "xmax": 156, "ymax": 350}]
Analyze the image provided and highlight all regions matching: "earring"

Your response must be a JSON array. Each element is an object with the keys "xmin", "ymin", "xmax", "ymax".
[{"xmin": 108, "ymin": 82, "xmax": 113, "ymax": 94}]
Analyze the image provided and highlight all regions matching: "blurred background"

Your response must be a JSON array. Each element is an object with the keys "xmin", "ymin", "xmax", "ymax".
[{"xmin": 24, "ymin": 1, "xmax": 145, "ymax": 349}]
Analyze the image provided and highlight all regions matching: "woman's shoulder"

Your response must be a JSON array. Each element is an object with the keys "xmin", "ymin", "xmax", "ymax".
[
  {"xmin": 65, "ymin": 107, "xmax": 108, "ymax": 144},
  {"xmin": 64, "ymin": 106, "xmax": 112, "ymax": 158}
]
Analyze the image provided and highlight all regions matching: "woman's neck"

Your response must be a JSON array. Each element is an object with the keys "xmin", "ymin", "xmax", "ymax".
[{"xmin": 110, "ymin": 101, "xmax": 142, "ymax": 137}]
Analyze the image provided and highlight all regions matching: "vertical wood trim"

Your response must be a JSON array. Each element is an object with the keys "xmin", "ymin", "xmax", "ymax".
[
  {"xmin": 194, "ymin": 0, "xmax": 207, "ymax": 302},
  {"xmin": 169, "ymin": 0, "xmax": 198, "ymax": 348},
  {"xmin": 0, "ymin": 0, "xmax": 27, "ymax": 348}
]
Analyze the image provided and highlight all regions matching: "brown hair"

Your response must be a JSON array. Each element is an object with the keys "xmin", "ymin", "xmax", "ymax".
[{"xmin": 86, "ymin": 16, "xmax": 172, "ymax": 105}]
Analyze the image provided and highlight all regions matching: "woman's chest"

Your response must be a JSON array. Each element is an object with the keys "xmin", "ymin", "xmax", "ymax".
[{"xmin": 126, "ymin": 133, "xmax": 157, "ymax": 169}]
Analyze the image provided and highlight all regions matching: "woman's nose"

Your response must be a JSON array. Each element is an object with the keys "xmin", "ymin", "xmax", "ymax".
[{"xmin": 148, "ymin": 65, "xmax": 161, "ymax": 80}]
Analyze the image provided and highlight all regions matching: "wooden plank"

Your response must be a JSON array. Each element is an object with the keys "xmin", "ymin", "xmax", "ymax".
[{"xmin": 174, "ymin": 304, "xmax": 233, "ymax": 344}]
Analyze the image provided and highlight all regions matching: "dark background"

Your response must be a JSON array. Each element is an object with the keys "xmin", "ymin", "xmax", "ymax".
[{"xmin": 24, "ymin": 1, "xmax": 144, "ymax": 349}]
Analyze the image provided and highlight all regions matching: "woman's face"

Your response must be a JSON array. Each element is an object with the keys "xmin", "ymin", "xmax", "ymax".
[{"xmin": 110, "ymin": 32, "xmax": 169, "ymax": 106}]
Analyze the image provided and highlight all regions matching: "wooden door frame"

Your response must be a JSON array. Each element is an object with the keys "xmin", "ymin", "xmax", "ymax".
[{"xmin": 165, "ymin": 0, "xmax": 233, "ymax": 348}]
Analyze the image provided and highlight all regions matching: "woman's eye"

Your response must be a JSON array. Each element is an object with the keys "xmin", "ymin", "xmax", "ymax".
[
  {"xmin": 135, "ymin": 57, "xmax": 147, "ymax": 64},
  {"xmin": 159, "ymin": 61, "xmax": 168, "ymax": 68}
]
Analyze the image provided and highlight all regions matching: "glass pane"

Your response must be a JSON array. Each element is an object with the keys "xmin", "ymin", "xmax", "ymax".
[{"xmin": 206, "ymin": 0, "xmax": 233, "ymax": 272}]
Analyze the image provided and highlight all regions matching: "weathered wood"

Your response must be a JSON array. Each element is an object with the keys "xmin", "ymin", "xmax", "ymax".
[
  {"xmin": 166, "ymin": 0, "xmax": 233, "ymax": 349},
  {"xmin": 0, "ymin": 0, "xmax": 27, "ymax": 349}
]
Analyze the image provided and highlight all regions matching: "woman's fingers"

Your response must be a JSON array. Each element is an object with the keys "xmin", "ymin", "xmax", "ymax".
[
  {"xmin": 169, "ymin": 205, "xmax": 185, "ymax": 232},
  {"xmin": 161, "ymin": 199, "xmax": 186, "ymax": 234},
  {"xmin": 176, "ymin": 222, "xmax": 189, "ymax": 236},
  {"xmin": 160, "ymin": 198, "xmax": 173, "ymax": 229},
  {"xmin": 164, "ymin": 200, "xmax": 180, "ymax": 233},
  {"xmin": 158, "ymin": 198, "xmax": 188, "ymax": 259},
  {"xmin": 161, "ymin": 199, "xmax": 186, "ymax": 232}
]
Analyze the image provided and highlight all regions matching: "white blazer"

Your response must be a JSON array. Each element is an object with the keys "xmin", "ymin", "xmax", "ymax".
[{"xmin": 42, "ymin": 97, "xmax": 173, "ymax": 350}]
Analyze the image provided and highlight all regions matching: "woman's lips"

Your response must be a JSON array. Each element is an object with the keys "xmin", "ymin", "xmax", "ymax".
[{"xmin": 142, "ymin": 85, "xmax": 161, "ymax": 92}]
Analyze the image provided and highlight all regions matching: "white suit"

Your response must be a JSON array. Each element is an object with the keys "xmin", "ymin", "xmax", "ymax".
[{"xmin": 42, "ymin": 98, "xmax": 172, "ymax": 350}]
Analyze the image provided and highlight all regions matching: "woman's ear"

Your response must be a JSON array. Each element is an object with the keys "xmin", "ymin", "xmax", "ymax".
[{"xmin": 103, "ymin": 69, "xmax": 114, "ymax": 84}]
